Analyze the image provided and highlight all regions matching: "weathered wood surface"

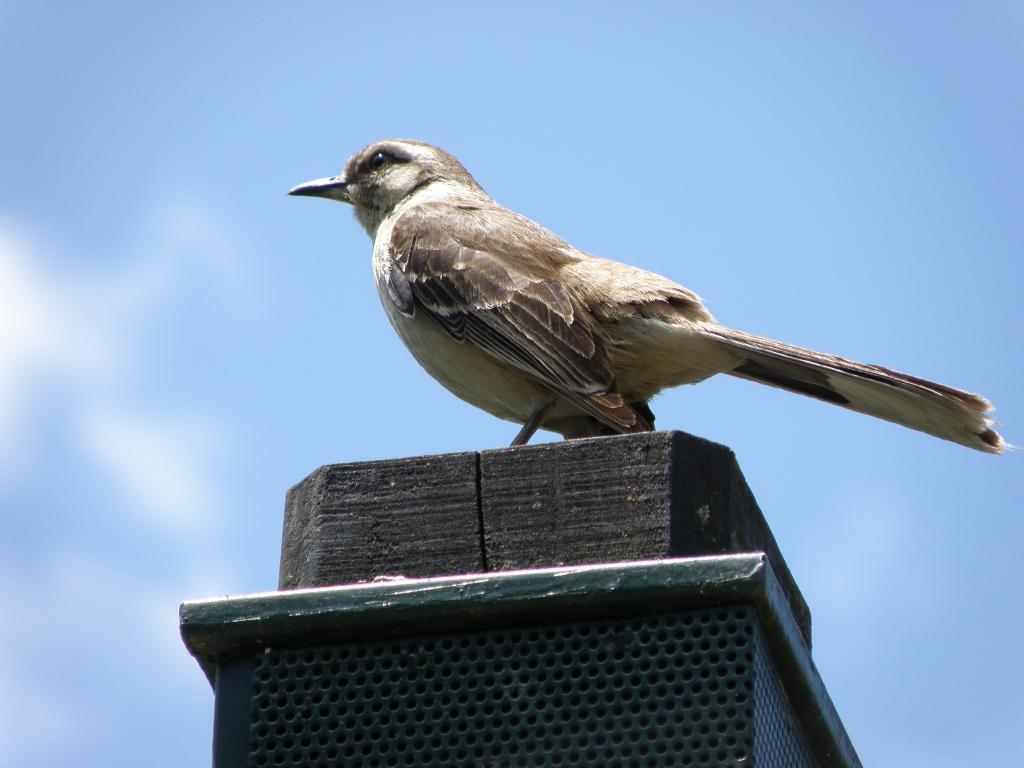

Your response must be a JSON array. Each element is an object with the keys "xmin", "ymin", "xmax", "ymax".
[
  {"xmin": 279, "ymin": 431, "xmax": 811, "ymax": 645},
  {"xmin": 279, "ymin": 451, "xmax": 483, "ymax": 589}
]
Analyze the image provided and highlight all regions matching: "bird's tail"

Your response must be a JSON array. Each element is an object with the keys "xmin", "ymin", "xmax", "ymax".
[{"xmin": 700, "ymin": 324, "xmax": 1005, "ymax": 453}]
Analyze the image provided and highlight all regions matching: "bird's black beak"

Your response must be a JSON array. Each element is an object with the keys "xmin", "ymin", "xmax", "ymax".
[{"xmin": 288, "ymin": 176, "xmax": 352, "ymax": 203}]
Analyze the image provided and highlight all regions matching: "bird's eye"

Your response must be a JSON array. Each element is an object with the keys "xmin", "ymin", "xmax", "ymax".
[{"xmin": 371, "ymin": 152, "xmax": 390, "ymax": 169}]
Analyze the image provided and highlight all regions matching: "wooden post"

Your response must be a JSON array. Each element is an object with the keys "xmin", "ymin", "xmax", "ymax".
[{"xmin": 279, "ymin": 431, "xmax": 811, "ymax": 647}]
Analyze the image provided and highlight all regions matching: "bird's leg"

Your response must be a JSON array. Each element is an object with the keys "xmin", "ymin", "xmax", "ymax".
[{"xmin": 510, "ymin": 402, "xmax": 555, "ymax": 447}]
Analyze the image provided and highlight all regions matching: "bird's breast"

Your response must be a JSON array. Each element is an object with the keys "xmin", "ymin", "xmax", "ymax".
[{"xmin": 370, "ymin": 230, "xmax": 550, "ymax": 425}]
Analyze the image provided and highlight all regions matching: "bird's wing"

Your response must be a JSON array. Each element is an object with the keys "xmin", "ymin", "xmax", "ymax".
[{"xmin": 387, "ymin": 203, "xmax": 649, "ymax": 432}]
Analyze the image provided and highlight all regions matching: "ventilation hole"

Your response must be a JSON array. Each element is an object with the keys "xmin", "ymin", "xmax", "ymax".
[{"xmin": 245, "ymin": 604, "xmax": 815, "ymax": 766}]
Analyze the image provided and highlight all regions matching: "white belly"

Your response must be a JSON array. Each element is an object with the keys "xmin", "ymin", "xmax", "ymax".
[{"xmin": 376, "ymin": 288, "xmax": 552, "ymax": 424}]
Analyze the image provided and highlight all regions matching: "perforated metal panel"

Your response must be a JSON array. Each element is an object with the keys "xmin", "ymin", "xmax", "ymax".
[
  {"xmin": 246, "ymin": 605, "xmax": 814, "ymax": 767},
  {"xmin": 753, "ymin": 617, "xmax": 817, "ymax": 766}
]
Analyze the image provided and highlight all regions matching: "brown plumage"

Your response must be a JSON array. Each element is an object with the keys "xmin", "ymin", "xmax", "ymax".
[{"xmin": 290, "ymin": 139, "xmax": 1005, "ymax": 453}]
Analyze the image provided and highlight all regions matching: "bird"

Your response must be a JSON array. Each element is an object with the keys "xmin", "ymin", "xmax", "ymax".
[{"xmin": 289, "ymin": 139, "xmax": 1004, "ymax": 453}]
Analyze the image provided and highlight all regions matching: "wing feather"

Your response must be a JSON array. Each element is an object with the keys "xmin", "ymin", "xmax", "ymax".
[{"xmin": 386, "ymin": 204, "xmax": 648, "ymax": 432}]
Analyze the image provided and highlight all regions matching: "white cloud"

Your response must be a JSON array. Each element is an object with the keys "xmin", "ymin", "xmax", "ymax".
[
  {"xmin": 0, "ymin": 224, "xmax": 100, "ymax": 475},
  {"xmin": 0, "ymin": 199, "xmax": 260, "ymax": 532},
  {"xmin": 74, "ymin": 407, "xmax": 230, "ymax": 533},
  {"xmin": 0, "ymin": 550, "xmax": 235, "ymax": 765},
  {"xmin": 0, "ymin": 199, "xmax": 259, "ymax": 762}
]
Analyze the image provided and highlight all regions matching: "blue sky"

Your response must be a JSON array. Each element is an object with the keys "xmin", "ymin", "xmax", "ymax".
[{"xmin": 1, "ymin": 2, "xmax": 1021, "ymax": 765}]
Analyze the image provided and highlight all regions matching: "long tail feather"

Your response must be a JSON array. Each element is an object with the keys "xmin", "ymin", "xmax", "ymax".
[{"xmin": 700, "ymin": 324, "xmax": 1004, "ymax": 453}]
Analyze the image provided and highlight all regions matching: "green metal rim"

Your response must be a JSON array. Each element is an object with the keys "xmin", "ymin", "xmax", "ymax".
[{"xmin": 179, "ymin": 553, "xmax": 859, "ymax": 768}]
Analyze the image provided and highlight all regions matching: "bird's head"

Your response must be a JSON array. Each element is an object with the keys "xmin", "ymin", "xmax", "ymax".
[{"xmin": 289, "ymin": 139, "xmax": 483, "ymax": 236}]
